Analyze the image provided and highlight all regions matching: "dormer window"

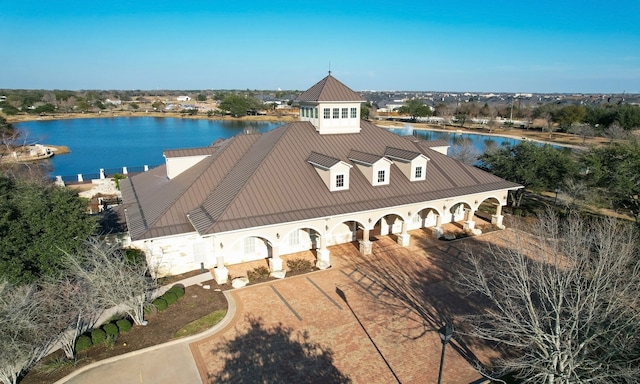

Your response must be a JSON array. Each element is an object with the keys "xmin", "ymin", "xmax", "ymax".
[
  {"xmin": 349, "ymin": 150, "xmax": 392, "ymax": 187},
  {"xmin": 308, "ymin": 152, "xmax": 352, "ymax": 192},
  {"xmin": 385, "ymin": 147, "xmax": 429, "ymax": 182},
  {"xmin": 332, "ymin": 108, "xmax": 339, "ymax": 118},
  {"xmin": 323, "ymin": 108, "xmax": 330, "ymax": 119}
]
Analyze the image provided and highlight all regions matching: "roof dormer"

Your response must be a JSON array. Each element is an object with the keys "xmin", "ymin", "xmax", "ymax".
[
  {"xmin": 307, "ymin": 151, "xmax": 353, "ymax": 192},
  {"xmin": 348, "ymin": 150, "xmax": 393, "ymax": 186},
  {"xmin": 385, "ymin": 147, "xmax": 429, "ymax": 181},
  {"xmin": 296, "ymin": 73, "xmax": 365, "ymax": 135}
]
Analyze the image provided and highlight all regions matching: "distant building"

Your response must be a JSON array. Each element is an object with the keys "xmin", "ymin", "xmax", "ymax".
[{"xmin": 177, "ymin": 96, "xmax": 191, "ymax": 102}]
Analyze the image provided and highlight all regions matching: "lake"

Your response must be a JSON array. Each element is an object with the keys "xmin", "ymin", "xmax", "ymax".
[
  {"xmin": 17, "ymin": 118, "xmax": 544, "ymax": 179},
  {"xmin": 17, "ymin": 117, "xmax": 281, "ymax": 179}
]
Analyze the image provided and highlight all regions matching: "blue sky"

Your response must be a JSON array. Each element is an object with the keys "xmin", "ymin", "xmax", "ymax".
[{"xmin": 1, "ymin": 0, "xmax": 638, "ymax": 93}]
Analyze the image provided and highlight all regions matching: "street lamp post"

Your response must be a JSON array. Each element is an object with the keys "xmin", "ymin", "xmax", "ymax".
[{"xmin": 437, "ymin": 323, "xmax": 454, "ymax": 384}]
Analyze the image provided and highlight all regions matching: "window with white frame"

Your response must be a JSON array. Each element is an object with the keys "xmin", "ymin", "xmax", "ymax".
[
  {"xmin": 323, "ymin": 108, "xmax": 330, "ymax": 119},
  {"xmin": 289, "ymin": 230, "xmax": 300, "ymax": 246},
  {"xmin": 350, "ymin": 107, "xmax": 357, "ymax": 118},
  {"xmin": 336, "ymin": 174, "xmax": 344, "ymax": 188},
  {"xmin": 377, "ymin": 170, "xmax": 386, "ymax": 183},
  {"xmin": 333, "ymin": 108, "xmax": 339, "ymax": 118},
  {"xmin": 314, "ymin": 108, "xmax": 318, "ymax": 118},
  {"xmin": 244, "ymin": 237, "xmax": 255, "ymax": 254},
  {"xmin": 412, "ymin": 213, "xmax": 421, "ymax": 223},
  {"xmin": 415, "ymin": 166, "xmax": 423, "ymax": 178},
  {"xmin": 341, "ymin": 108, "xmax": 348, "ymax": 118}
]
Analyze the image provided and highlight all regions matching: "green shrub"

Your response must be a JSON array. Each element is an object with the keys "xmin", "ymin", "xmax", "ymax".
[
  {"xmin": 75, "ymin": 335, "xmax": 92, "ymax": 353},
  {"xmin": 286, "ymin": 258, "xmax": 314, "ymax": 272},
  {"xmin": 162, "ymin": 291, "xmax": 178, "ymax": 305},
  {"xmin": 116, "ymin": 318, "xmax": 132, "ymax": 333},
  {"xmin": 91, "ymin": 328, "xmax": 107, "ymax": 345},
  {"xmin": 247, "ymin": 266, "xmax": 270, "ymax": 281},
  {"xmin": 103, "ymin": 322, "xmax": 119, "ymax": 337},
  {"xmin": 153, "ymin": 297, "xmax": 168, "ymax": 311},
  {"xmin": 168, "ymin": 284, "xmax": 185, "ymax": 298}
]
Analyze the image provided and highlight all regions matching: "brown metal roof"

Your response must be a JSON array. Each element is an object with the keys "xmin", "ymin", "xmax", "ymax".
[
  {"xmin": 348, "ymin": 150, "xmax": 384, "ymax": 165},
  {"xmin": 122, "ymin": 120, "xmax": 521, "ymax": 241},
  {"xmin": 384, "ymin": 147, "xmax": 423, "ymax": 162},
  {"xmin": 307, "ymin": 152, "xmax": 341, "ymax": 170},
  {"xmin": 296, "ymin": 73, "xmax": 365, "ymax": 102}
]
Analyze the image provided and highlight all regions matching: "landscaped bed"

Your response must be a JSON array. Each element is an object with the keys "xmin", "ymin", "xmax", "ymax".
[{"xmin": 21, "ymin": 279, "xmax": 227, "ymax": 384}]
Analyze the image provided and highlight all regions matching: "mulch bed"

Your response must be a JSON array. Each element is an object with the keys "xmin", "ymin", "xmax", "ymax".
[{"xmin": 21, "ymin": 279, "xmax": 227, "ymax": 384}]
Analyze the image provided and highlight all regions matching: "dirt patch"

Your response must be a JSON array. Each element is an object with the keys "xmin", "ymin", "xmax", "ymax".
[{"xmin": 21, "ymin": 280, "xmax": 227, "ymax": 384}]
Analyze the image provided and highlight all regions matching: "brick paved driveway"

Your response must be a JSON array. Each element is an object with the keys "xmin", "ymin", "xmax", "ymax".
[{"xmin": 191, "ymin": 229, "xmax": 504, "ymax": 383}]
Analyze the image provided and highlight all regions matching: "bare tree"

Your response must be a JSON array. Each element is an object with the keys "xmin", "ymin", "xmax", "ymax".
[
  {"xmin": 65, "ymin": 239, "xmax": 158, "ymax": 326},
  {"xmin": 42, "ymin": 277, "xmax": 102, "ymax": 359},
  {"xmin": 603, "ymin": 122, "xmax": 630, "ymax": 144},
  {"xmin": 450, "ymin": 138, "xmax": 481, "ymax": 165},
  {"xmin": 0, "ymin": 281, "xmax": 58, "ymax": 384},
  {"xmin": 456, "ymin": 210, "xmax": 640, "ymax": 383}
]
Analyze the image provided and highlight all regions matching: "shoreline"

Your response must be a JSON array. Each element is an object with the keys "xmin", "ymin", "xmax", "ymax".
[{"xmin": 6, "ymin": 112, "xmax": 609, "ymax": 148}]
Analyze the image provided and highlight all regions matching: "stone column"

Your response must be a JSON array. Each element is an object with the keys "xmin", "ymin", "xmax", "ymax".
[
  {"xmin": 316, "ymin": 236, "xmax": 331, "ymax": 270},
  {"xmin": 269, "ymin": 245, "xmax": 286, "ymax": 278},
  {"xmin": 213, "ymin": 246, "xmax": 229, "ymax": 285},
  {"xmin": 491, "ymin": 204, "xmax": 505, "ymax": 229},
  {"xmin": 99, "ymin": 168, "xmax": 106, "ymax": 180},
  {"xmin": 432, "ymin": 214, "xmax": 444, "ymax": 238},
  {"xmin": 463, "ymin": 208, "xmax": 476, "ymax": 231},
  {"xmin": 359, "ymin": 228, "xmax": 372, "ymax": 255},
  {"xmin": 396, "ymin": 221, "xmax": 411, "ymax": 247}
]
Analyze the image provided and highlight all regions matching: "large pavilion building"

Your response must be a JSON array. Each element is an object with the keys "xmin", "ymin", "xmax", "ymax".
[{"xmin": 120, "ymin": 74, "xmax": 521, "ymax": 283}]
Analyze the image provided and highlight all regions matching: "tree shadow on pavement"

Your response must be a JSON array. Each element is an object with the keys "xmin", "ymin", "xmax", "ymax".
[
  {"xmin": 348, "ymin": 234, "xmax": 512, "ymax": 377},
  {"xmin": 208, "ymin": 315, "xmax": 351, "ymax": 384}
]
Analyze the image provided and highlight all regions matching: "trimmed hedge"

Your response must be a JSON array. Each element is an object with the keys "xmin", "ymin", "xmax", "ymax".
[
  {"xmin": 75, "ymin": 335, "xmax": 92, "ymax": 353},
  {"xmin": 103, "ymin": 322, "xmax": 119, "ymax": 337},
  {"xmin": 116, "ymin": 318, "xmax": 132, "ymax": 333},
  {"xmin": 91, "ymin": 328, "xmax": 107, "ymax": 345},
  {"xmin": 168, "ymin": 284, "xmax": 185, "ymax": 298},
  {"xmin": 286, "ymin": 258, "xmax": 314, "ymax": 272},
  {"xmin": 153, "ymin": 297, "xmax": 168, "ymax": 311},
  {"xmin": 162, "ymin": 291, "xmax": 178, "ymax": 305}
]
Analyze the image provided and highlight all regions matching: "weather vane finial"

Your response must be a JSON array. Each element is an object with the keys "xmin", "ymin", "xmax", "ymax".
[{"xmin": 328, "ymin": 61, "xmax": 331, "ymax": 75}]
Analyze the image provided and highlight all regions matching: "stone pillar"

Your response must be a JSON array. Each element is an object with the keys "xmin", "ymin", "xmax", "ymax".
[
  {"xmin": 396, "ymin": 222, "xmax": 410, "ymax": 247},
  {"xmin": 122, "ymin": 166, "xmax": 128, "ymax": 175},
  {"xmin": 463, "ymin": 208, "xmax": 476, "ymax": 231},
  {"xmin": 492, "ymin": 205, "xmax": 505, "ymax": 229},
  {"xmin": 144, "ymin": 165, "xmax": 149, "ymax": 172},
  {"xmin": 359, "ymin": 228, "xmax": 372, "ymax": 255},
  {"xmin": 269, "ymin": 246, "xmax": 286, "ymax": 278},
  {"xmin": 316, "ymin": 237, "xmax": 331, "ymax": 270},
  {"xmin": 213, "ymin": 253, "xmax": 228, "ymax": 284},
  {"xmin": 432, "ymin": 214, "xmax": 444, "ymax": 238},
  {"xmin": 99, "ymin": 168, "xmax": 106, "ymax": 180},
  {"xmin": 77, "ymin": 174, "xmax": 83, "ymax": 182}
]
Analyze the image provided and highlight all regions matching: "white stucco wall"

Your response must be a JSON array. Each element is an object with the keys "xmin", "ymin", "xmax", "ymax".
[{"xmin": 132, "ymin": 191, "xmax": 511, "ymax": 278}]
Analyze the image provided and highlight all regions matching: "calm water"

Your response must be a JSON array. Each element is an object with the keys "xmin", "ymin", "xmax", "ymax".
[
  {"xmin": 17, "ymin": 118, "xmax": 545, "ymax": 178},
  {"xmin": 17, "ymin": 117, "xmax": 281, "ymax": 178}
]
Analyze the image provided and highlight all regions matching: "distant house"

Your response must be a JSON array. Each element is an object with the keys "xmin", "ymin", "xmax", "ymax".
[
  {"xmin": 120, "ymin": 74, "xmax": 521, "ymax": 283},
  {"xmin": 177, "ymin": 96, "xmax": 191, "ymax": 102},
  {"xmin": 105, "ymin": 98, "xmax": 122, "ymax": 106}
]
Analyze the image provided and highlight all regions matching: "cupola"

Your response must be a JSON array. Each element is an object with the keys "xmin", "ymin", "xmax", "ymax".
[{"xmin": 296, "ymin": 72, "xmax": 365, "ymax": 135}]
